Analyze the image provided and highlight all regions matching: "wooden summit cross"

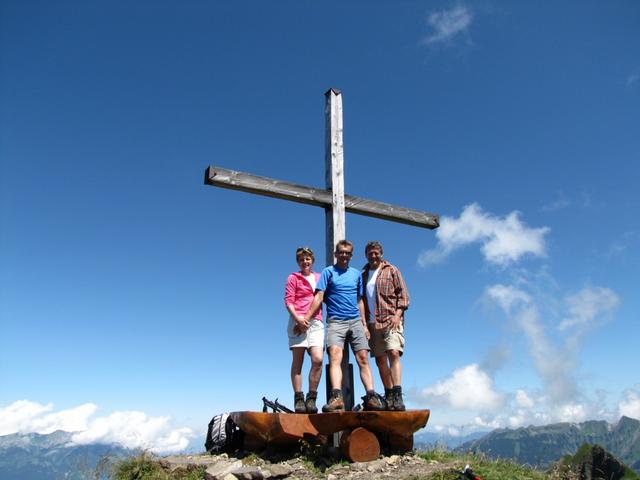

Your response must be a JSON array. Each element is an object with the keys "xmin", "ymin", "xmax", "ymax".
[{"xmin": 204, "ymin": 88, "xmax": 439, "ymax": 411}]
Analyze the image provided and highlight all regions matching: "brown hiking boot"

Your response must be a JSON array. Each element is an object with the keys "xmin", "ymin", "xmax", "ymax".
[
  {"xmin": 305, "ymin": 391, "xmax": 318, "ymax": 414},
  {"xmin": 363, "ymin": 391, "xmax": 386, "ymax": 411},
  {"xmin": 322, "ymin": 391, "xmax": 344, "ymax": 412},
  {"xmin": 385, "ymin": 389, "xmax": 395, "ymax": 411},
  {"xmin": 393, "ymin": 387, "xmax": 406, "ymax": 411},
  {"xmin": 294, "ymin": 392, "xmax": 306, "ymax": 413}
]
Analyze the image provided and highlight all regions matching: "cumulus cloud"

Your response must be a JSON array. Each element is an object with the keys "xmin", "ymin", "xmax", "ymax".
[
  {"xmin": 438, "ymin": 386, "xmax": 637, "ymax": 433},
  {"xmin": 422, "ymin": 5, "xmax": 473, "ymax": 46},
  {"xmin": 0, "ymin": 400, "xmax": 195, "ymax": 454},
  {"xmin": 558, "ymin": 287, "xmax": 619, "ymax": 332},
  {"xmin": 472, "ymin": 390, "xmax": 622, "ymax": 431},
  {"xmin": 418, "ymin": 203, "xmax": 550, "ymax": 268},
  {"xmin": 0, "ymin": 400, "xmax": 96, "ymax": 436},
  {"xmin": 619, "ymin": 389, "xmax": 640, "ymax": 420},
  {"xmin": 412, "ymin": 364, "xmax": 504, "ymax": 411}
]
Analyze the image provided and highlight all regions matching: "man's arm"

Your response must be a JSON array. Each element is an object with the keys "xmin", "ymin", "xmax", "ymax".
[
  {"xmin": 304, "ymin": 290, "xmax": 324, "ymax": 322},
  {"xmin": 358, "ymin": 297, "xmax": 370, "ymax": 339},
  {"xmin": 287, "ymin": 303, "xmax": 308, "ymax": 330},
  {"xmin": 391, "ymin": 266, "xmax": 410, "ymax": 331}
]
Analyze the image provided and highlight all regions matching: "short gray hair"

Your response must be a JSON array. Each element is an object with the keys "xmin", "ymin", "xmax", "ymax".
[{"xmin": 365, "ymin": 241, "xmax": 383, "ymax": 254}]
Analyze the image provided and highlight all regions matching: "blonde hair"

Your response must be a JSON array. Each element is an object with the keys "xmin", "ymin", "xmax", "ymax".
[{"xmin": 296, "ymin": 246, "xmax": 315, "ymax": 262}]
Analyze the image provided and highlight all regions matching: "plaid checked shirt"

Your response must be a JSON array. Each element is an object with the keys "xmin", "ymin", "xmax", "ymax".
[{"xmin": 362, "ymin": 260, "xmax": 410, "ymax": 331}]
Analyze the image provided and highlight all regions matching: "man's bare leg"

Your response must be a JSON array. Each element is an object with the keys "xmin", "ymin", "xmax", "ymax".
[
  {"xmin": 375, "ymin": 355, "xmax": 394, "ymax": 389},
  {"xmin": 387, "ymin": 349, "xmax": 402, "ymax": 386},
  {"xmin": 355, "ymin": 349, "xmax": 375, "ymax": 391},
  {"xmin": 327, "ymin": 345, "xmax": 343, "ymax": 389}
]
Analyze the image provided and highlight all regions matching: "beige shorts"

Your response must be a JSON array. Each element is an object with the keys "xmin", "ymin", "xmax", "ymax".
[
  {"xmin": 288, "ymin": 316, "xmax": 324, "ymax": 349},
  {"xmin": 368, "ymin": 322, "xmax": 405, "ymax": 358}
]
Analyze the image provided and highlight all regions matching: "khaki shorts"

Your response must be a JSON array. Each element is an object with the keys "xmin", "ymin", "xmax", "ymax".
[
  {"xmin": 368, "ymin": 322, "xmax": 405, "ymax": 358},
  {"xmin": 288, "ymin": 316, "xmax": 324, "ymax": 349}
]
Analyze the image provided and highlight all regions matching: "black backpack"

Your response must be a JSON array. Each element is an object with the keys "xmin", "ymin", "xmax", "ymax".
[{"xmin": 204, "ymin": 413, "xmax": 242, "ymax": 453}]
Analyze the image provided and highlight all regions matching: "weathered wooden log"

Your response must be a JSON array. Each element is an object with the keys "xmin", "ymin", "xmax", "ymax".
[
  {"xmin": 340, "ymin": 427, "xmax": 380, "ymax": 462},
  {"xmin": 386, "ymin": 433, "xmax": 413, "ymax": 452},
  {"xmin": 228, "ymin": 409, "xmax": 429, "ymax": 454},
  {"xmin": 242, "ymin": 434, "xmax": 267, "ymax": 451}
]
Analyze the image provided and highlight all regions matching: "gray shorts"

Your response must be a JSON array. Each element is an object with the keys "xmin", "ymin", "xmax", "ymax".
[{"xmin": 326, "ymin": 318, "xmax": 369, "ymax": 353}]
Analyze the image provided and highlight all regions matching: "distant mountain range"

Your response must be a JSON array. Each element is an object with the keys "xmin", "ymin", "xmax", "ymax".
[
  {"xmin": 414, "ymin": 429, "xmax": 490, "ymax": 450},
  {"xmin": 3, "ymin": 417, "xmax": 639, "ymax": 478},
  {"xmin": 0, "ymin": 430, "xmax": 136, "ymax": 480},
  {"xmin": 456, "ymin": 416, "xmax": 640, "ymax": 473}
]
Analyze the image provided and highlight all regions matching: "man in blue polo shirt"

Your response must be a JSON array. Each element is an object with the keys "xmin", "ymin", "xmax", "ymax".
[{"xmin": 304, "ymin": 240, "xmax": 384, "ymax": 412}]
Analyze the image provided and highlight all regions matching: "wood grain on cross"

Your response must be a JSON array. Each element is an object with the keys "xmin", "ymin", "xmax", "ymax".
[{"xmin": 204, "ymin": 88, "xmax": 439, "ymax": 410}]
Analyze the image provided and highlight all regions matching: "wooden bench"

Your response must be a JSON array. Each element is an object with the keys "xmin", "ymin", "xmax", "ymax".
[{"xmin": 229, "ymin": 409, "xmax": 430, "ymax": 462}]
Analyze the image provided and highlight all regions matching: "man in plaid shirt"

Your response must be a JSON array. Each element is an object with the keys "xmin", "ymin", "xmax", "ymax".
[{"xmin": 362, "ymin": 241, "xmax": 410, "ymax": 411}]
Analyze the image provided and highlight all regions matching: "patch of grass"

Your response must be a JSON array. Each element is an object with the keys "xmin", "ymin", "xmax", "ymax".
[
  {"xmin": 418, "ymin": 448, "xmax": 461, "ymax": 463},
  {"xmin": 416, "ymin": 449, "xmax": 547, "ymax": 480},
  {"xmin": 111, "ymin": 453, "xmax": 168, "ymax": 480},
  {"xmin": 240, "ymin": 453, "xmax": 260, "ymax": 465},
  {"xmin": 111, "ymin": 453, "xmax": 205, "ymax": 480}
]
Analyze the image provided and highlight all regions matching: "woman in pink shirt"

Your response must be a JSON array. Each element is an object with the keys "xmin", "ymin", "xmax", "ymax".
[{"xmin": 284, "ymin": 247, "xmax": 324, "ymax": 413}]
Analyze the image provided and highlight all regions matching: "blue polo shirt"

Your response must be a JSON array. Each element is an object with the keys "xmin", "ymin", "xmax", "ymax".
[{"xmin": 316, "ymin": 265, "xmax": 363, "ymax": 319}]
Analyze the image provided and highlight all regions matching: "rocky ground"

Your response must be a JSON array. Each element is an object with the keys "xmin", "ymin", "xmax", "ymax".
[{"xmin": 159, "ymin": 452, "xmax": 459, "ymax": 480}]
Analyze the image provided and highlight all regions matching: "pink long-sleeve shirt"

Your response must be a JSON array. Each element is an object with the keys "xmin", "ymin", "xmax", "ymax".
[{"xmin": 284, "ymin": 271, "xmax": 322, "ymax": 321}]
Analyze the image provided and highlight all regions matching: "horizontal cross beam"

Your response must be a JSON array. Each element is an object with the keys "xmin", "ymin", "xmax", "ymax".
[{"xmin": 204, "ymin": 166, "xmax": 439, "ymax": 229}]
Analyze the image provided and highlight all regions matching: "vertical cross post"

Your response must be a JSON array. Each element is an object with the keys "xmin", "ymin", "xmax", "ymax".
[
  {"xmin": 324, "ymin": 88, "xmax": 355, "ymax": 411},
  {"xmin": 324, "ymin": 88, "xmax": 346, "ymax": 265}
]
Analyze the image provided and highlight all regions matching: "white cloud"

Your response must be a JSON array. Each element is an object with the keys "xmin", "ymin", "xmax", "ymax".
[
  {"xmin": 480, "ymin": 345, "xmax": 510, "ymax": 375},
  {"xmin": 413, "ymin": 364, "xmax": 504, "ymax": 411},
  {"xmin": 0, "ymin": 400, "xmax": 96, "ymax": 436},
  {"xmin": 422, "ymin": 6, "xmax": 473, "ymax": 45},
  {"xmin": 558, "ymin": 287, "xmax": 619, "ymax": 332},
  {"xmin": 428, "ymin": 387, "xmax": 638, "ymax": 434},
  {"xmin": 0, "ymin": 400, "xmax": 194, "ymax": 454},
  {"xmin": 515, "ymin": 389, "xmax": 535, "ymax": 408},
  {"xmin": 419, "ymin": 203, "xmax": 550, "ymax": 268},
  {"xmin": 485, "ymin": 284, "xmax": 531, "ymax": 314},
  {"xmin": 618, "ymin": 389, "xmax": 640, "ymax": 420},
  {"xmin": 557, "ymin": 402, "xmax": 589, "ymax": 423},
  {"xmin": 484, "ymin": 282, "xmax": 622, "ymax": 406},
  {"xmin": 473, "ymin": 415, "xmax": 503, "ymax": 430},
  {"xmin": 485, "ymin": 284, "xmax": 578, "ymax": 404}
]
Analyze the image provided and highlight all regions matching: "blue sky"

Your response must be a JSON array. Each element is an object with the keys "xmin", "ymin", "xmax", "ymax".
[{"xmin": 1, "ymin": 0, "xmax": 639, "ymax": 452}]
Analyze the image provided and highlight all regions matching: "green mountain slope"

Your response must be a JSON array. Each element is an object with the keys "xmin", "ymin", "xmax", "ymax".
[{"xmin": 456, "ymin": 416, "xmax": 640, "ymax": 472}]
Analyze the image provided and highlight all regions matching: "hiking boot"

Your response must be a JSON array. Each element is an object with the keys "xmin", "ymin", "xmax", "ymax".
[
  {"xmin": 305, "ymin": 391, "xmax": 318, "ymax": 414},
  {"xmin": 362, "ymin": 391, "xmax": 386, "ymax": 411},
  {"xmin": 322, "ymin": 390, "xmax": 344, "ymax": 412},
  {"xmin": 393, "ymin": 387, "xmax": 406, "ymax": 412},
  {"xmin": 294, "ymin": 392, "xmax": 306, "ymax": 414},
  {"xmin": 384, "ymin": 389, "xmax": 395, "ymax": 411}
]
